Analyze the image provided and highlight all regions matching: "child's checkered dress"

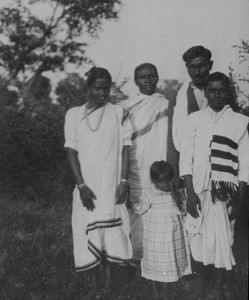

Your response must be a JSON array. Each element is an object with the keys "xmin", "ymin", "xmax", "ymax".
[{"xmin": 141, "ymin": 185, "xmax": 191, "ymax": 282}]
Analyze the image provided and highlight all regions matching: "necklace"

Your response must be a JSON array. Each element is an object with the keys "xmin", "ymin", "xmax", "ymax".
[{"xmin": 85, "ymin": 103, "xmax": 106, "ymax": 132}]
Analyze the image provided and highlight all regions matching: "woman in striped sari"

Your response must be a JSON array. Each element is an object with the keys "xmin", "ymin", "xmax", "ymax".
[{"xmin": 123, "ymin": 63, "xmax": 169, "ymax": 260}]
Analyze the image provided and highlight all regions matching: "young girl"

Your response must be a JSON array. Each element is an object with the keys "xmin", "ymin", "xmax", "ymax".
[{"xmin": 135, "ymin": 161, "xmax": 191, "ymax": 299}]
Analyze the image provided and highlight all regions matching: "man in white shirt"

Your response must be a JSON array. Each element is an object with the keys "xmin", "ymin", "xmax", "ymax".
[
  {"xmin": 180, "ymin": 72, "xmax": 249, "ymax": 298},
  {"xmin": 167, "ymin": 46, "xmax": 213, "ymax": 186}
]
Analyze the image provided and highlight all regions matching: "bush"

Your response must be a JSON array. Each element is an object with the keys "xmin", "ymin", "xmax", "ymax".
[{"xmin": 0, "ymin": 77, "xmax": 77, "ymax": 203}]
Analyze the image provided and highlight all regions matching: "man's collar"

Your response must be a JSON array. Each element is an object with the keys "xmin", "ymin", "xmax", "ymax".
[{"xmin": 190, "ymin": 82, "xmax": 205, "ymax": 91}]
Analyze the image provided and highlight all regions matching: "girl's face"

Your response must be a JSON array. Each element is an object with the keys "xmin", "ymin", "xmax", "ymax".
[
  {"xmin": 205, "ymin": 80, "xmax": 228, "ymax": 112},
  {"xmin": 135, "ymin": 67, "xmax": 158, "ymax": 96},
  {"xmin": 153, "ymin": 179, "xmax": 171, "ymax": 192},
  {"xmin": 87, "ymin": 78, "xmax": 111, "ymax": 108}
]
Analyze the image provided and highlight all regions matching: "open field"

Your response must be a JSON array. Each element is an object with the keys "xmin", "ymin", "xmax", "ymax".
[{"xmin": 0, "ymin": 190, "xmax": 248, "ymax": 300}]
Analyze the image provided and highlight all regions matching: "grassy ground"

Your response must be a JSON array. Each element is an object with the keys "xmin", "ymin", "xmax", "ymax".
[{"xmin": 0, "ymin": 190, "xmax": 248, "ymax": 300}]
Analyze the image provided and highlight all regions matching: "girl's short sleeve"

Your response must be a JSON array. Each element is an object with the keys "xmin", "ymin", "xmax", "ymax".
[{"xmin": 64, "ymin": 108, "xmax": 78, "ymax": 151}]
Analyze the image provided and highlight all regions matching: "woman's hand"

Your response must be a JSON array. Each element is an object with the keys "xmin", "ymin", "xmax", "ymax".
[
  {"xmin": 116, "ymin": 182, "xmax": 130, "ymax": 204},
  {"xmin": 79, "ymin": 185, "xmax": 96, "ymax": 211},
  {"xmin": 186, "ymin": 189, "xmax": 201, "ymax": 218}
]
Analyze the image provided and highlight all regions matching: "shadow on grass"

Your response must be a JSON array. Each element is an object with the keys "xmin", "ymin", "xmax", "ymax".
[{"xmin": 0, "ymin": 191, "xmax": 248, "ymax": 300}]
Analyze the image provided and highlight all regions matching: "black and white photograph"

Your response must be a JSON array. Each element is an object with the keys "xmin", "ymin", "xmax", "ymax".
[{"xmin": 0, "ymin": 0, "xmax": 248, "ymax": 299}]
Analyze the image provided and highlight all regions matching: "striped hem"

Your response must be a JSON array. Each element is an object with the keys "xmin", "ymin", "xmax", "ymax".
[
  {"xmin": 131, "ymin": 109, "xmax": 168, "ymax": 141},
  {"xmin": 106, "ymin": 253, "xmax": 130, "ymax": 266},
  {"xmin": 88, "ymin": 239, "xmax": 102, "ymax": 260},
  {"xmin": 75, "ymin": 259, "xmax": 100, "ymax": 272},
  {"xmin": 86, "ymin": 218, "xmax": 122, "ymax": 234},
  {"xmin": 86, "ymin": 240, "xmax": 130, "ymax": 267}
]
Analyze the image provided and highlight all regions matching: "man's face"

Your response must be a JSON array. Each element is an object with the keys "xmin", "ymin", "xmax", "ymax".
[
  {"xmin": 135, "ymin": 67, "xmax": 158, "ymax": 96},
  {"xmin": 205, "ymin": 80, "xmax": 228, "ymax": 112},
  {"xmin": 88, "ymin": 78, "xmax": 111, "ymax": 107},
  {"xmin": 186, "ymin": 56, "xmax": 213, "ymax": 88}
]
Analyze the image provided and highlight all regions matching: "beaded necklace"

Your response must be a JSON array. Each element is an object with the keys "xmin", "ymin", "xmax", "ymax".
[{"xmin": 85, "ymin": 102, "xmax": 106, "ymax": 132}]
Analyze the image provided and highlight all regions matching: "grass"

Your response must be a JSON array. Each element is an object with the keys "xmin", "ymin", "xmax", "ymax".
[{"xmin": 0, "ymin": 189, "xmax": 248, "ymax": 300}]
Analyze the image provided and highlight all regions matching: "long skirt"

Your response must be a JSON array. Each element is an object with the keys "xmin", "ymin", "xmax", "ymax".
[{"xmin": 185, "ymin": 190, "xmax": 236, "ymax": 270}]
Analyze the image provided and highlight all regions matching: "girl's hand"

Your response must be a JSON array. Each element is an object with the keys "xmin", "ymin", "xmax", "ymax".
[
  {"xmin": 186, "ymin": 190, "xmax": 201, "ymax": 218},
  {"xmin": 79, "ymin": 185, "xmax": 96, "ymax": 211},
  {"xmin": 116, "ymin": 182, "xmax": 130, "ymax": 204}
]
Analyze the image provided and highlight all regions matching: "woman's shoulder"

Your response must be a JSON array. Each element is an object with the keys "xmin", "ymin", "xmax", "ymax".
[
  {"xmin": 107, "ymin": 102, "xmax": 127, "ymax": 117},
  {"xmin": 66, "ymin": 105, "xmax": 85, "ymax": 116}
]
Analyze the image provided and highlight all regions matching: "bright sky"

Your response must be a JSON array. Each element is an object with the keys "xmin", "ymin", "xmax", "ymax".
[
  {"xmin": 1, "ymin": 0, "xmax": 249, "ymax": 96},
  {"xmin": 84, "ymin": 0, "xmax": 249, "ymax": 93}
]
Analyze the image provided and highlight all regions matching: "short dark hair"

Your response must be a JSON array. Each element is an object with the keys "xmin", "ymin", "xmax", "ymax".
[
  {"xmin": 134, "ymin": 63, "xmax": 158, "ymax": 83},
  {"xmin": 182, "ymin": 45, "xmax": 212, "ymax": 63},
  {"xmin": 206, "ymin": 72, "xmax": 241, "ymax": 111},
  {"xmin": 150, "ymin": 161, "xmax": 174, "ymax": 183},
  {"xmin": 206, "ymin": 72, "xmax": 230, "ymax": 88},
  {"xmin": 85, "ymin": 67, "xmax": 112, "ymax": 87}
]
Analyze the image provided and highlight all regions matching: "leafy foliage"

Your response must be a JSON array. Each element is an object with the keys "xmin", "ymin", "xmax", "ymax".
[
  {"xmin": 0, "ymin": 0, "xmax": 122, "ymax": 200},
  {"xmin": 55, "ymin": 72, "xmax": 87, "ymax": 110},
  {"xmin": 0, "ymin": 0, "xmax": 121, "ymax": 81},
  {"xmin": 157, "ymin": 79, "xmax": 182, "ymax": 101},
  {"xmin": 230, "ymin": 39, "xmax": 249, "ymax": 113}
]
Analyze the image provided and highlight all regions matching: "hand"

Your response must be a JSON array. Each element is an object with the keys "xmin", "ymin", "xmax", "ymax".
[
  {"xmin": 186, "ymin": 190, "xmax": 201, "ymax": 218},
  {"xmin": 228, "ymin": 193, "xmax": 241, "ymax": 221},
  {"xmin": 116, "ymin": 182, "xmax": 129, "ymax": 204},
  {"xmin": 229, "ymin": 204, "xmax": 240, "ymax": 221},
  {"xmin": 79, "ymin": 185, "xmax": 96, "ymax": 211}
]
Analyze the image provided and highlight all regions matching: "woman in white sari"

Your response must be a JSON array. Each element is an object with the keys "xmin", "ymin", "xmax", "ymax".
[
  {"xmin": 123, "ymin": 63, "xmax": 169, "ymax": 260},
  {"xmin": 64, "ymin": 67, "xmax": 132, "ymax": 298}
]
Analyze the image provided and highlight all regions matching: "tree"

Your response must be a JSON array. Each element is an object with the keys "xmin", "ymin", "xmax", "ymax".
[
  {"xmin": 0, "ymin": 0, "xmax": 121, "ymax": 84},
  {"xmin": 230, "ymin": 39, "xmax": 249, "ymax": 114},
  {"xmin": 55, "ymin": 72, "xmax": 87, "ymax": 110},
  {"xmin": 157, "ymin": 79, "xmax": 182, "ymax": 102}
]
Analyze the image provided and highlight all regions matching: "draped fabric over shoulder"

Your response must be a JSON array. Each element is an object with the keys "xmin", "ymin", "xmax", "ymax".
[
  {"xmin": 64, "ymin": 103, "xmax": 132, "ymax": 271},
  {"xmin": 122, "ymin": 93, "xmax": 169, "ymax": 259},
  {"xmin": 180, "ymin": 105, "xmax": 249, "ymax": 270}
]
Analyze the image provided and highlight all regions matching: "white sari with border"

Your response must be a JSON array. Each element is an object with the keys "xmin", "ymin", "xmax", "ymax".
[
  {"xmin": 64, "ymin": 102, "xmax": 132, "ymax": 271},
  {"xmin": 123, "ymin": 93, "xmax": 169, "ymax": 259}
]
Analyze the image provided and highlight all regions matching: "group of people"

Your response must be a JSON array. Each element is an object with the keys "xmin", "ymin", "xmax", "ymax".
[{"xmin": 64, "ymin": 45, "xmax": 249, "ymax": 300}]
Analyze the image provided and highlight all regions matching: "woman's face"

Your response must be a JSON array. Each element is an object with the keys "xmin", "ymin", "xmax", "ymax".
[
  {"xmin": 87, "ymin": 78, "xmax": 111, "ymax": 108},
  {"xmin": 135, "ymin": 67, "xmax": 158, "ymax": 96}
]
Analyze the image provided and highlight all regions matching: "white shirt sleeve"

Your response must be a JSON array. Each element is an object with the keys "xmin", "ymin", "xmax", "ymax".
[
  {"xmin": 172, "ymin": 83, "xmax": 189, "ymax": 152},
  {"xmin": 64, "ymin": 108, "xmax": 78, "ymax": 151},
  {"xmin": 179, "ymin": 114, "xmax": 196, "ymax": 177},
  {"xmin": 238, "ymin": 126, "xmax": 249, "ymax": 183}
]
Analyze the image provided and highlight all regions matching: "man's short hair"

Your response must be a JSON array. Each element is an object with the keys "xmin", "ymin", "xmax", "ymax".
[{"xmin": 182, "ymin": 46, "xmax": 212, "ymax": 63}]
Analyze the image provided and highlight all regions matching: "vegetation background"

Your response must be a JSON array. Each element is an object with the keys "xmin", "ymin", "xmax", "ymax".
[{"xmin": 0, "ymin": 0, "xmax": 248, "ymax": 299}]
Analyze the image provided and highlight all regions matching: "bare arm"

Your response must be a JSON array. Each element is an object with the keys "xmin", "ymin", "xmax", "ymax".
[
  {"xmin": 66, "ymin": 148, "xmax": 96, "ymax": 211},
  {"xmin": 66, "ymin": 148, "xmax": 84, "ymax": 185},
  {"xmin": 167, "ymin": 97, "xmax": 180, "ymax": 189},
  {"xmin": 116, "ymin": 146, "xmax": 130, "ymax": 204},
  {"xmin": 183, "ymin": 174, "xmax": 201, "ymax": 218}
]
